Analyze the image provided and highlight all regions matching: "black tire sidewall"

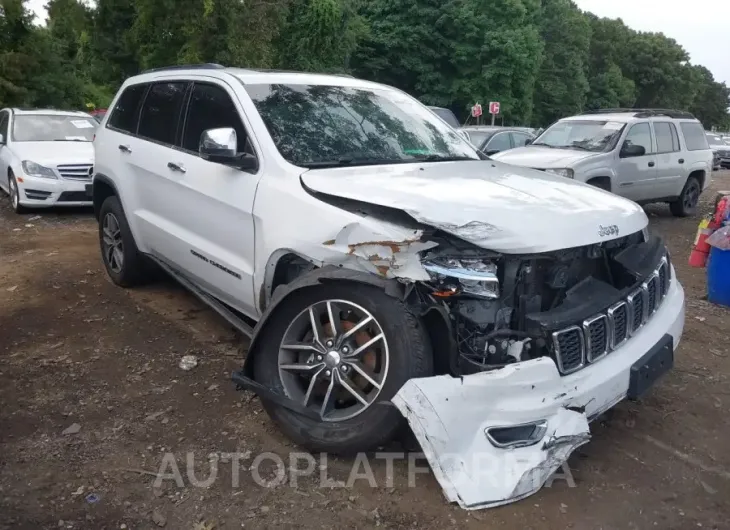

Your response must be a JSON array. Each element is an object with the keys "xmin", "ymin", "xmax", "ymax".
[
  {"xmin": 671, "ymin": 176, "xmax": 700, "ymax": 217},
  {"xmin": 9, "ymin": 174, "xmax": 25, "ymax": 213},
  {"xmin": 253, "ymin": 283, "xmax": 433, "ymax": 454}
]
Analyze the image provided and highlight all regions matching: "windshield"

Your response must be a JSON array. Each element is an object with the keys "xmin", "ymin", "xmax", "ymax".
[
  {"xmin": 533, "ymin": 120, "xmax": 625, "ymax": 152},
  {"xmin": 244, "ymin": 84, "xmax": 480, "ymax": 168},
  {"xmin": 706, "ymin": 134, "xmax": 723, "ymax": 145},
  {"xmin": 12, "ymin": 114, "xmax": 96, "ymax": 142}
]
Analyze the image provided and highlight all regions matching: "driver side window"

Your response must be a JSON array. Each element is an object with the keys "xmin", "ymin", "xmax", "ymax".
[
  {"xmin": 182, "ymin": 83, "xmax": 252, "ymax": 155},
  {"xmin": 623, "ymin": 123, "xmax": 653, "ymax": 155},
  {"xmin": 0, "ymin": 112, "xmax": 9, "ymax": 142}
]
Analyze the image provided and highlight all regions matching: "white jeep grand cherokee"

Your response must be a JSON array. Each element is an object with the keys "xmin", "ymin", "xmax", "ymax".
[{"xmin": 92, "ymin": 65, "xmax": 685, "ymax": 509}]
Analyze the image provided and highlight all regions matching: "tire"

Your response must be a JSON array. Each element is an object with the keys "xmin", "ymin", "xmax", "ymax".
[
  {"xmin": 670, "ymin": 175, "xmax": 701, "ymax": 217},
  {"xmin": 8, "ymin": 173, "xmax": 28, "ymax": 214},
  {"xmin": 98, "ymin": 195, "xmax": 148, "ymax": 287},
  {"xmin": 253, "ymin": 282, "xmax": 433, "ymax": 454}
]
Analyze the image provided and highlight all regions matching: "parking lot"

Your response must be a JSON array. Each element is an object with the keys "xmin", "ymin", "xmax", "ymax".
[{"xmin": 1, "ymin": 174, "xmax": 730, "ymax": 530}]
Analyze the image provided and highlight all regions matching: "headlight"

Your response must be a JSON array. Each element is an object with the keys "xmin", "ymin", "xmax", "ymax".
[
  {"xmin": 422, "ymin": 258, "xmax": 500, "ymax": 299},
  {"xmin": 544, "ymin": 168, "xmax": 574, "ymax": 179},
  {"xmin": 22, "ymin": 160, "xmax": 57, "ymax": 179}
]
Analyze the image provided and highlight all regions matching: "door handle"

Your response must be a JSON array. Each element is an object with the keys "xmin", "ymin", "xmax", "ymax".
[
  {"xmin": 648, "ymin": 161, "xmax": 655, "ymax": 167},
  {"xmin": 167, "ymin": 162, "xmax": 186, "ymax": 173},
  {"xmin": 118, "ymin": 144, "xmax": 132, "ymax": 153},
  {"xmin": 678, "ymin": 159, "xmax": 685, "ymax": 164}
]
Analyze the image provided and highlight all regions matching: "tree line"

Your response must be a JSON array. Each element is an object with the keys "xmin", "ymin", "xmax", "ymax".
[{"xmin": 1, "ymin": 0, "xmax": 729, "ymax": 129}]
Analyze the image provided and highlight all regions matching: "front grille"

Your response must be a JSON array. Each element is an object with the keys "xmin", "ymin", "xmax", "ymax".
[
  {"xmin": 58, "ymin": 191, "xmax": 91, "ymax": 202},
  {"xmin": 608, "ymin": 301, "xmax": 629, "ymax": 348},
  {"xmin": 57, "ymin": 164, "xmax": 93, "ymax": 181},
  {"xmin": 584, "ymin": 314, "xmax": 608, "ymax": 362},
  {"xmin": 552, "ymin": 326, "xmax": 585, "ymax": 374},
  {"xmin": 553, "ymin": 255, "xmax": 670, "ymax": 375}
]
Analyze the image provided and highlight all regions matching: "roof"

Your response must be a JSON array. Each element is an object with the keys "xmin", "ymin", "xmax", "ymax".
[
  {"xmin": 572, "ymin": 108, "xmax": 697, "ymax": 121},
  {"xmin": 12, "ymin": 108, "xmax": 93, "ymax": 118},
  {"xmin": 129, "ymin": 63, "xmax": 387, "ymax": 91}
]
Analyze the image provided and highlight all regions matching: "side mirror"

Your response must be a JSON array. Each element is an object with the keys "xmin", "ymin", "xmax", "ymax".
[
  {"xmin": 524, "ymin": 138, "xmax": 533, "ymax": 145},
  {"xmin": 199, "ymin": 128, "xmax": 258, "ymax": 171},
  {"xmin": 620, "ymin": 143, "xmax": 646, "ymax": 158},
  {"xmin": 486, "ymin": 149, "xmax": 500, "ymax": 156}
]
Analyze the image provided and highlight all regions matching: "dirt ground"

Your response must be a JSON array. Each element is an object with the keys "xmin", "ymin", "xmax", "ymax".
[{"xmin": 1, "ymin": 174, "xmax": 730, "ymax": 530}]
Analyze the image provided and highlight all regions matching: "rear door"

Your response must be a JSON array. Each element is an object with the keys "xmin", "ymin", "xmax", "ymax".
[
  {"xmin": 145, "ymin": 80, "xmax": 262, "ymax": 318},
  {"xmin": 651, "ymin": 121, "xmax": 684, "ymax": 198},
  {"xmin": 0, "ymin": 110, "xmax": 10, "ymax": 193},
  {"xmin": 615, "ymin": 122, "xmax": 657, "ymax": 201}
]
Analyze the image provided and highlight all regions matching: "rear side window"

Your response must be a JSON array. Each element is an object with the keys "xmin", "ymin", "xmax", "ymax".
[
  {"xmin": 680, "ymin": 122, "xmax": 710, "ymax": 151},
  {"xmin": 181, "ymin": 83, "xmax": 248, "ymax": 153},
  {"xmin": 138, "ymin": 82, "xmax": 188, "ymax": 145},
  {"xmin": 108, "ymin": 84, "xmax": 147, "ymax": 134},
  {"xmin": 654, "ymin": 122, "xmax": 680, "ymax": 153}
]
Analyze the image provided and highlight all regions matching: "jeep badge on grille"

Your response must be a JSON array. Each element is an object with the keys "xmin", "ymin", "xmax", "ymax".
[{"xmin": 598, "ymin": 224, "xmax": 619, "ymax": 237}]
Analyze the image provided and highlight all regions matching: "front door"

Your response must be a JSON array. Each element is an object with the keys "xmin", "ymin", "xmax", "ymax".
[
  {"xmin": 145, "ymin": 80, "xmax": 262, "ymax": 318},
  {"xmin": 615, "ymin": 122, "xmax": 657, "ymax": 201}
]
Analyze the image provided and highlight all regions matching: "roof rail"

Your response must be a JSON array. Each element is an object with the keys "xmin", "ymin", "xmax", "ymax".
[
  {"xmin": 142, "ymin": 63, "xmax": 226, "ymax": 74},
  {"xmin": 581, "ymin": 108, "xmax": 696, "ymax": 120}
]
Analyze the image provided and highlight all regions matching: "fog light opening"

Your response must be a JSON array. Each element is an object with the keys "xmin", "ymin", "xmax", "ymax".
[{"xmin": 485, "ymin": 420, "xmax": 549, "ymax": 449}]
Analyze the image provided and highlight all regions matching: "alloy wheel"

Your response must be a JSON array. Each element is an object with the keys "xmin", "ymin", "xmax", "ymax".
[
  {"xmin": 684, "ymin": 180, "xmax": 700, "ymax": 211},
  {"xmin": 102, "ymin": 213, "xmax": 124, "ymax": 273},
  {"xmin": 9, "ymin": 178, "xmax": 18, "ymax": 209},
  {"xmin": 278, "ymin": 300, "xmax": 389, "ymax": 422}
]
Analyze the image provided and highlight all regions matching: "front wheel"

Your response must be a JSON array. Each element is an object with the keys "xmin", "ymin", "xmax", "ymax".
[
  {"xmin": 670, "ymin": 176, "xmax": 701, "ymax": 217},
  {"xmin": 253, "ymin": 283, "xmax": 433, "ymax": 454},
  {"xmin": 98, "ymin": 196, "xmax": 149, "ymax": 287},
  {"xmin": 8, "ymin": 174, "xmax": 27, "ymax": 214}
]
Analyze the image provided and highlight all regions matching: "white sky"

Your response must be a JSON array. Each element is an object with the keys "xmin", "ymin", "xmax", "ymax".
[
  {"xmin": 27, "ymin": 0, "xmax": 729, "ymax": 85},
  {"xmin": 574, "ymin": 0, "xmax": 730, "ymax": 85}
]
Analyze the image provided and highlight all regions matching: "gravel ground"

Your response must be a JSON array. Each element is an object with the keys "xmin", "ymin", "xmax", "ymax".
[{"xmin": 1, "ymin": 173, "xmax": 729, "ymax": 530}]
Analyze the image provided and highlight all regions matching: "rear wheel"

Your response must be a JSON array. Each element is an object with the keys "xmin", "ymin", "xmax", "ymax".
[
  {"xmin": 670, "ymin": 176, "xmax": 701, "ymax": 217},
  {"xmin": 253, "ymin": 283, "xmax": 433, "ymax": 454},
  {"xmin": 8, "ymin": 173, "xmax": 27, "ymax": 214},
  {"xmin": 99, "ymin": 196, "xmax": 149, "ymax": 287}
]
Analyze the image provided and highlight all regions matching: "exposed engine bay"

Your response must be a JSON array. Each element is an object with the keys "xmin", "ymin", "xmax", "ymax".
[{"xmin": 411, "ymin": 228, "xmax": 667, "ymax": 376}]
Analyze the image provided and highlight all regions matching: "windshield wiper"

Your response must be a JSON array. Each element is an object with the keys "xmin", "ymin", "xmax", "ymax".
[
  {"xmin": 568, "ymin": 143, "xmax": 595, "ymax": 152},
  {"xmin": 302, "ymin": 157, "xmax": 412, "ymax": 169},
  {"xmin": 528, "ymin": 142, "xmax": 556, "ymax": 148},
  {"xmin": 53, "ymin": 138, "xmax": 91, "ymax": 142},
  {"xmin": 411, "ymin": 154, "xmax": 477, "ymax": 162}
]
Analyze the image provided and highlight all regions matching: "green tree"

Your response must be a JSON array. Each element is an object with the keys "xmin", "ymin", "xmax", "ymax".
[{"xmin": 532, "ymin": 0, "xmax": 591, "ymax": 126}]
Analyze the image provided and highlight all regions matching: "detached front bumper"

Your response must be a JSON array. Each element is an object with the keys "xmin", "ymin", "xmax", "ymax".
[
  {"xmin": 393, "ymin": 274, "xmax": 685, "ymax": 510},
  {"xmin": 17, "ymin": 175, "xmax": 92, "ymax": 207}
]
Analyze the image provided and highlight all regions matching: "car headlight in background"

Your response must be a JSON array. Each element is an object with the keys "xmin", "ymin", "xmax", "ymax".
[
  {"xmin": 544, "ymin": 168, "xmax": 574, "ymax": 179},
  {"xmin": 423, "ymin": 258, "xmax": 500, "ymax": 299},
  {"xmin": 22, "ymin": 160, "xmax": 57, "ymax": 179}
]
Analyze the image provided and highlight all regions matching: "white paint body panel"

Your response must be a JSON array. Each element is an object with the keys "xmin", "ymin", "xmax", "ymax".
[{"xmin": 393, "ymin": 272, "xmax": 685, "ymax": 510}]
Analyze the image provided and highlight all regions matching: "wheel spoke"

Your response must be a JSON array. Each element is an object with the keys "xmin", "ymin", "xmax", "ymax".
[
  {"xmin": 105, "ymin": 244, "xmax": 115, "ymax": 267},
  {"xmin": 280, "ymin": 362, "xmax": 325, "ymax": 374},
  {"xmin": 348, "ymin": 362, "xmax": 382, "ymax": 390},
  {"xmin": 347, "ymin": 333, "xmax": 384, "ymax": 358},
  {"xmin": 303, "ymin": 368, "xmax": 323, "ymax": 407},
  {"xmin": 326, "ymin": 301, "xmax": 343, "ymax": 339},
  {"xmin": 340, "ymin": 315, "xmax": 373, "ymax": 341},
  {"xmin": 320, "ymin": 378, "xmax": 336, "ymax": 418},
  {"xmin": 336, "ymin": 371, "xmax": 370, "ymax": 407},
  {"xmin": 281, "ymin": 342, "xmax": 324, "ymax": 353},
  {"xmin": 308, "ymin": 306, "xmax": 326, "ymax": 346},
  {"xmin": 113, "ymin": 247, "xmax": 124, "ymax": 269}
]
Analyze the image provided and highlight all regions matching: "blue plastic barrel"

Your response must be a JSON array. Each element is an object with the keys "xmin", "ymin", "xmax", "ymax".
[{"xmin": 707, "ymin": 246, "xmax": 730, "ymax": 308}]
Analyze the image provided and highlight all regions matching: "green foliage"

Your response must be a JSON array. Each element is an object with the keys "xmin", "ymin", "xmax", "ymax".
[{"xmin": 0, "ymin": 0, "xmax": 727, "ymax": 128}]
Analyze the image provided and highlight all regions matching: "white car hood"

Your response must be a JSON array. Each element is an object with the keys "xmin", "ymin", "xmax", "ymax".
[
  {"xmin": 10, "ymin": 141, "xmax": 94, "ymax": 166},
  {"xmin": 302, "ymin": 160, "xmax": 647, "ymax": 254},
  {"xmin": 491, "ymin": 146, "xmax": 598, "ymax": 167}
]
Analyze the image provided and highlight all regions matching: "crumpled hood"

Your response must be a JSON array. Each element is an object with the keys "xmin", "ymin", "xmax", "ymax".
[
  {"xmin": 491, "ymin": 146, "xmax": 598, "ymax": 167},
  {"xmin": 10, "ymin": 141, "xmax": 94, "ymax": 167},
  {"xmin": 302, "ymin": 160, "xmax": 647, "ymax": 253}
]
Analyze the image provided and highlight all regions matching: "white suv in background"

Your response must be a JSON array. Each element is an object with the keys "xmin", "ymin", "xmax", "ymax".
[
  {"xmin": 0, "ymin": 108, "xmax": 96, "ymax": 213},
  {"xmin": 92, "ymin": 66, "xmax": 684, "ymax": 509},
  {"xmin": 493, "ymin": 109, "xmax": 713, "ymax": 217}
]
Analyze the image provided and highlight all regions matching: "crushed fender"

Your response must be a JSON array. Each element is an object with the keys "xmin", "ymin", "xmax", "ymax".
[
  {"xmin": 322, "ymin": 222, "xmax": 437, "ymax": 281},
  {"xmin": 393, "ymin": 372, "xmax": 591, "ymax": 510}
]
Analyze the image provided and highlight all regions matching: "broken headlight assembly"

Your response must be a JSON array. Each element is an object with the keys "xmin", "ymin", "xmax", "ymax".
[{"xmin": 422, "ymin": 258, "xmax": 500, "ymax": 299}]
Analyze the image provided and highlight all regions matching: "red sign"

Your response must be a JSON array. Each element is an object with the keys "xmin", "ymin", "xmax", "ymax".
[
  {"xmin": 489, "ymin": 101, "xmax": 500, "ymax": 115},
  {"xmin": 471, "ymin": 103, "xmax": 483, "ymax": 118}
]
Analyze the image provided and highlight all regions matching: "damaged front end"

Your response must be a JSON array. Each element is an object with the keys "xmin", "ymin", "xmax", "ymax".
[{"xmin": 387, "ymin": 228, "xmax": 684, "ymax": 509}]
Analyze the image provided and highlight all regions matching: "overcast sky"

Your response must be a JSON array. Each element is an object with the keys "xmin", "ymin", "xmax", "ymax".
[{"xmin": 26, "ymin": 0, "xmax": 730, "ymax": 85}]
